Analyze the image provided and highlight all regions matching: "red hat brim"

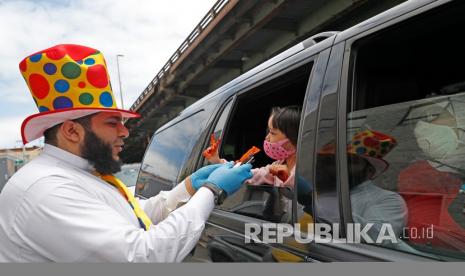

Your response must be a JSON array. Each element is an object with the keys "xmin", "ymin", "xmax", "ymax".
[
  {"xmin": 21, "ymin": 107, "xmax": 140, "ymax": 144},
  {"xmin": 361, "ymin": 155, "xmax": 389, "ymax": 179}
]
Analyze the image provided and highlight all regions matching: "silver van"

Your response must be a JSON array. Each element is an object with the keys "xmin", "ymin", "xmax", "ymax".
[{"xmin": 136, "ymin": 0, "xmax": 465, "ymax": 262}]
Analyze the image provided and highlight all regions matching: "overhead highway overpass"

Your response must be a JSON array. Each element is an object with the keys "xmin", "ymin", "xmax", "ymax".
[{"xmin": 122, "ymin": 0, "xmax": 405, "ymax": 163}]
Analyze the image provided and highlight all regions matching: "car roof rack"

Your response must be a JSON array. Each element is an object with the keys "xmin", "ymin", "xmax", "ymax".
[{"xmin": 303, "ymin": 31, "xmax": 339, "ymax": 48}]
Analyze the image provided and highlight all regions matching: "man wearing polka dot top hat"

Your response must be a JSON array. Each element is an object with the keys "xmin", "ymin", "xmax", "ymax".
[{"xmin": 0, "ymin": 44, "xmax": 252, "ymax": 262}]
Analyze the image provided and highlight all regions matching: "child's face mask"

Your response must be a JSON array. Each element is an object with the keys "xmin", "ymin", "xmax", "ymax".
[
  {"xmin": 263, "ymin": 138, "xmax": 295, "ymax": 160},
  {"xmin": 414, "ymin": 120, "xmax": 463, "ymax": 160}
]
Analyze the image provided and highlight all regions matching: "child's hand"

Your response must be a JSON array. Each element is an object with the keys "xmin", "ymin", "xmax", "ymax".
[
  {"xmin": 269, "ymin": 164, "xmax": 290, "ymax": 182},
  {"xmin": 203, "ymin": 134, "xmax": 222, "ymax": 163}
]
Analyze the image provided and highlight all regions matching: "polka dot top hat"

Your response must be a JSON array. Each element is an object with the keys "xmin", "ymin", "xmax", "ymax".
[
  {"xmin": 19, "ymin": 44, "xmax": 140, "ymax": 144},
  {"xmin": 319, "ymin": 129, "xmax": 397, "ymax": 179}
]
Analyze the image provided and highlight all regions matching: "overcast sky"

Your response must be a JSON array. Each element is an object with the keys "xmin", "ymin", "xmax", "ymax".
[{"xmin": 0, "ymin": 0, "xmax": 216, "ymax": 149}]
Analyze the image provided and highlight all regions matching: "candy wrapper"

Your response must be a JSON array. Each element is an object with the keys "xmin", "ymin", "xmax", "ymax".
[
  {"xmin": 236, "ymin": 146, "xmax": 261, "ymax": 164},
  {"xmin": 203, "ymin": 134, "xmax": 221, "ymax": 159}
]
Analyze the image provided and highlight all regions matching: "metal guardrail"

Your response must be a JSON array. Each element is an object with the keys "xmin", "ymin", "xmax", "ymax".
[{"xmin": 130, "ymin": 0, "xmax": 230, "ymax": 111}]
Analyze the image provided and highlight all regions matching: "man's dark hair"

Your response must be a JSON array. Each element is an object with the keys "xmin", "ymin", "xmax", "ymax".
[
  {"xmin": 43, "ymin": 124, "xmax": 61, "ymax": 146},
  {"xmin": 270, "ymin": 105, "xmax": 302, "ymax": 146},
  {"xmin": 348, "ymin": 156, "xmax": 375, "ymax": 188},
  {"xmin": 43, "ymin": 114, "xmax": 95, "ymax": 146}
]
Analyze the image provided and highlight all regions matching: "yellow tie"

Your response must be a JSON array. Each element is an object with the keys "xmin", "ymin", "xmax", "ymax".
[{"xmin": 96, "ymin": 173, "xmax": 152, "ymax": 230}]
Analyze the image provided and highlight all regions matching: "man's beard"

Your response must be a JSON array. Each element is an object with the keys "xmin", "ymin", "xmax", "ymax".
[{"xmin": 80, "ymin": 128, "xmax": 122, "ymax": 174}]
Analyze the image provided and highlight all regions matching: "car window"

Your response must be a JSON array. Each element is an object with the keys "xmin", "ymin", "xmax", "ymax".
[
  {"xmin": 345, "ymin": 1, "xmax": 465, "ymax": 260},
  {"xmin": 137, "ymin": 111, "xmax": 208, "ymax": 198},
  {"xmin": 115, "ymin": 163, "xmax": 141, "ymax": 187},
  {"xmin": 203, "ymin": 62, "xmax": 314, "ymax": 223},
  {"xmin": 295, "ymin": 48, "xmax": 332, "ymax": 237}
]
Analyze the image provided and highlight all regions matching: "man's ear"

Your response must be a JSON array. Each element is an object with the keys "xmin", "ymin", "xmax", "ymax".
[{"xmin": 59, "ymin": 120, "xmax": 86, "ymax": 143}]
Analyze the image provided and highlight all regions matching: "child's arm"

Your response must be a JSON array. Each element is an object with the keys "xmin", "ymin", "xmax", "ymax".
[
  {"xmin": 246, "ymin": 163, "xmax": 293, "ymax": 187},
  {"xmin": 269, "ymin": 164, "xmax": 290, "ymax": 182}
]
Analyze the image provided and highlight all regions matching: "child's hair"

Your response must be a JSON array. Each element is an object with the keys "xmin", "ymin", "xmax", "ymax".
[{"xmin": 270, "ymin": 105, "xmax": 302, "ymax": 146}]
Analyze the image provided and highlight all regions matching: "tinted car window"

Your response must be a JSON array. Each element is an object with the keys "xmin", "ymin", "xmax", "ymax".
[
  {"xmin": 345, "ymin": 1, "xmax": 465, "ymax": 260},
  {"xmin": 137, "ymin": 111, "xmax": 208, "ymax": 198},
  {"xmin": 115, "ymin": 163, "xmax": 141, "ymax": 187}
]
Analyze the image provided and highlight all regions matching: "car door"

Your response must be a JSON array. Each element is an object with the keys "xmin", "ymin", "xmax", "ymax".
[{"xmin": 187, "ymin": 43, "xmax": 332, "ymax": 262}]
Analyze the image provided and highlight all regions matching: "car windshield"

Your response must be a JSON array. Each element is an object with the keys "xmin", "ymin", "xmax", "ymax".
[{"xmin": 115, "ymin": 163, "xmax": 141, "ymax": 187}]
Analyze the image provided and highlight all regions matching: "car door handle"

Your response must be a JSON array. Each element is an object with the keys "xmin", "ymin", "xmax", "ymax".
[{"xmin": 207, "ymin": 238, "xmax": 263, "ymax": 262}]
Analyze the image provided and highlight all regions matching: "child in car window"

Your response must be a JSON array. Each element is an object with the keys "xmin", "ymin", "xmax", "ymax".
[{"xmin": 205, "ymin": 106, "xmax": 301, "ymax": 188}]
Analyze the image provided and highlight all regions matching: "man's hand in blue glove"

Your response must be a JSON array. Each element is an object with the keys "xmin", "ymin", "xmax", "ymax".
[
  {"xmin": 185, "ymin": 163, "xmax": 225, "ymax": 195},
  {"xmin": 205, "ymin": 162, "xmax": 253, "ymax": 196}
]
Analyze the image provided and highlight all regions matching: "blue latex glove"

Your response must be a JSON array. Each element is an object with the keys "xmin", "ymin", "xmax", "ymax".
[
  {"xmin": 190, "ymin": 163, "xmax": 224, "ymax": 190},
  {"xmin": 206, "ymin": 162, "xmax": 253, "ymax": 196}
]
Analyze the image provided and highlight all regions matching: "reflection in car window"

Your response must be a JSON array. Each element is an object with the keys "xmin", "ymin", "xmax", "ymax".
[
  {"xmin": 346, "ymin": 4, "xmax": 465, "ymax": 259},
  {"xmin": 137, "ymin": 111, "xmax": 208, "ymax": 198},
  {"xmin": 115, "ymin": 163, "xmax": 141, "ymax": 187}
]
